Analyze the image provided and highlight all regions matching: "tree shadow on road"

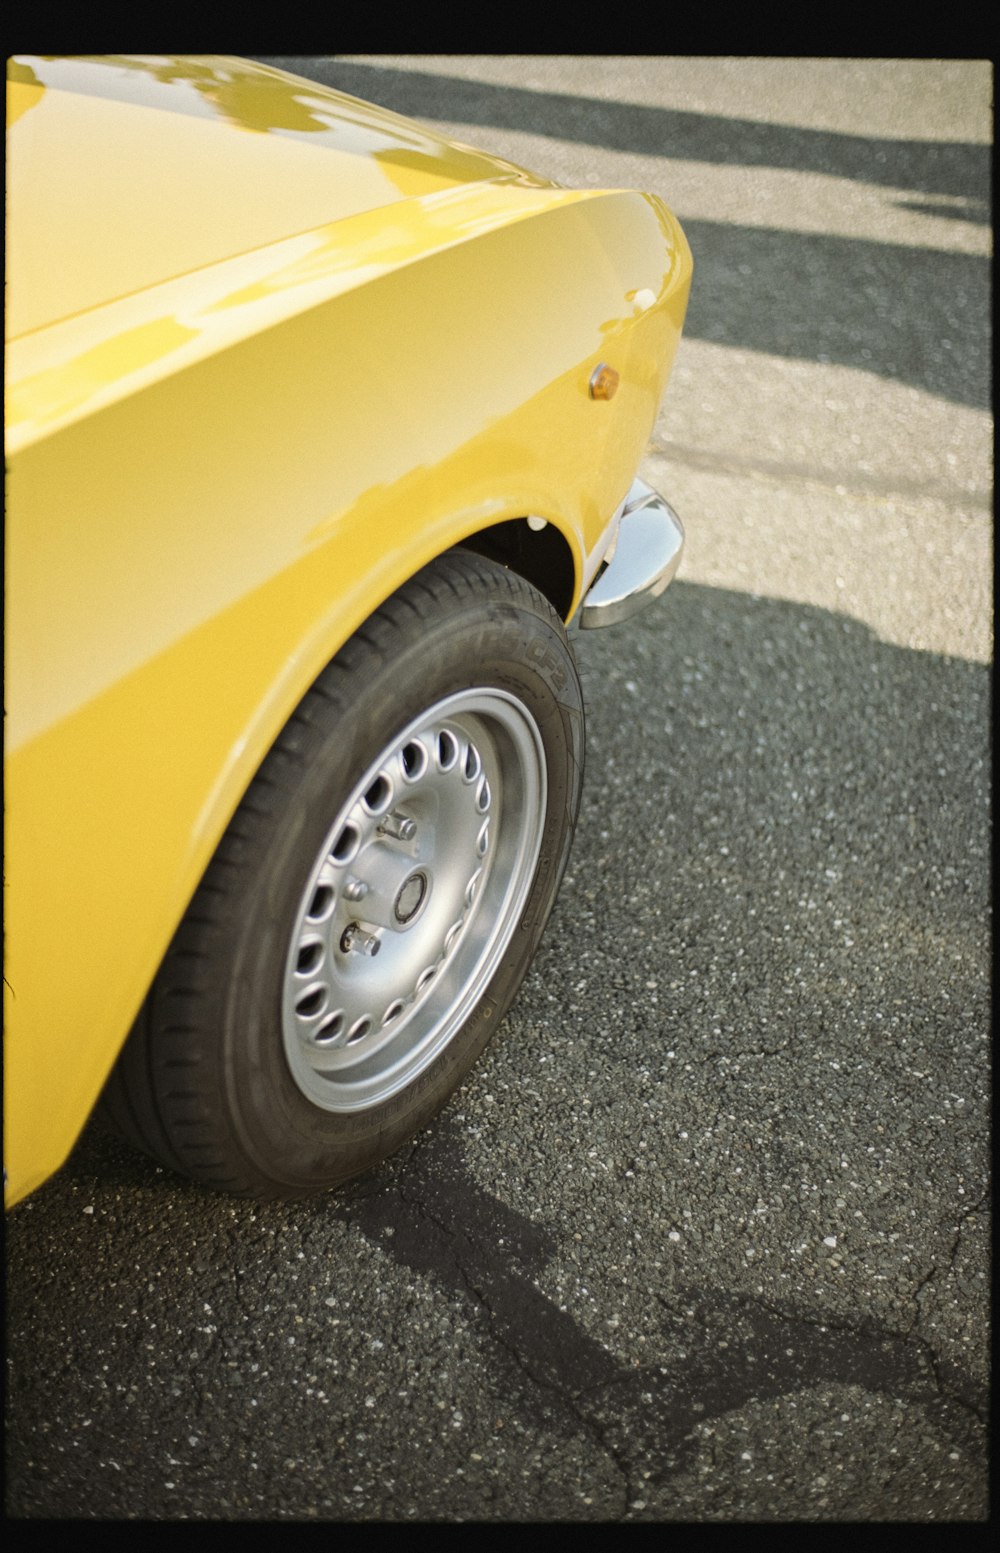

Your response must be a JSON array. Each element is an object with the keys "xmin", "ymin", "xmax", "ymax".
[
  {"xmin": 678, "ymin": 219, "xmax": 989, "ymax": 411},
  {"xmin": 280, "ymin": 61, "xmax": 991, "ymax": 215}
]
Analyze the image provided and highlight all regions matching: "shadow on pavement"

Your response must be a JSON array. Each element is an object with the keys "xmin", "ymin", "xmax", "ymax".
[
  {"xmin": 678, "ymin": 219, "xmax": 989, "ymax": 411},
  {"xmin": 30, "ymin": 582, "xmax": 987, "ymax": 1515},
  {"xmin": 260, "ymin": 59, "xmax": 991, "ymax": 412},
  {"xmin": 277, "ymin": 61, "xmax": 991, "ymax": 216}
]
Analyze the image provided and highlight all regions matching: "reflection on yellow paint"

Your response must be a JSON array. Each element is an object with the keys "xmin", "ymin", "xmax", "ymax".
[
  {"xmin": 7, "ymin": 56, "xmax": 565, "ymax": 343},
  {"xmin": 370, "ymin": 143, "xmax": 549, "ymax": 199},
  {"xmin": 6, "ymin": 185, "xmax": 683, "ymax": 453},
  {"xmin": 7, "ymin": 61, "xmax": 45, "ymax": 126},
  {"xmin": 207, "ymin": 183, "xmax": 590, "ymax": 317},
  {"xmin": 23, "ymin": 54, "xmax": 340, "ymax": 136},
  {"xmin": 129, "ymin": 58, "xmax": 338, "ymax": 137},
  {"xmin": 16, "ymin": 54, "xmax": 548, "ymax": 182},
  {"xmin": 8, "ymin": 318, "xmax": 198, "ymax": 432}
]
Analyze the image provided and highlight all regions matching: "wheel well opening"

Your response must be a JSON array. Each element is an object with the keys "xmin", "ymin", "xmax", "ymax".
[{"xmin": 455, "ymin": 518, "xmax": 576, "ymax": 621}]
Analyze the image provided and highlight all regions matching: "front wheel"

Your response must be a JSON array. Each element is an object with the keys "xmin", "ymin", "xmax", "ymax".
[{"xmin": 100, "ymin": 552, "xmax": 584, "ymax": 1197}]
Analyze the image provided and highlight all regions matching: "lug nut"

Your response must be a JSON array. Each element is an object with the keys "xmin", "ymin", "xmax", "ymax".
[
  {"xmin": 343, "ymin": 877, "xmax": 370, "ymax": 902},
  {"xmin": 340, "ymin": 923, "xmax": 381, "ymax": 956},
  {"xmin": 379, "ymin": 810, "xmax": 416, "ymax": 842}
]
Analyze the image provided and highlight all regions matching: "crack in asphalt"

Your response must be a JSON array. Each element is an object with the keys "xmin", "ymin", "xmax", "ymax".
[
  {"xmin": 722, "ymin": 1283, "xmax": 986, "ymax": 1428},
  {"xmin": 452, "ymin": 1254, "xmax": 633, "ymax": 1518},
  {"xmin": 390, "ymin": 1157, "xmax": 632, "ymax": 1514},
  {"xmin": 336, "ymin": 1125, "xmax": 986, "ymax": 1507},
  {"xmin": 908, "ymin": 1185, "xmax": 990, "ymax": 1313},
  {"xmin": 905, "ymin": 1186, "xmax": 990, "ymax": 1426}
]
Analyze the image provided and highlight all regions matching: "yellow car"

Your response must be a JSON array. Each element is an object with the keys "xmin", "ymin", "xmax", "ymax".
[{"xmin": 5, "ymin": 55, "xmax": 692, "ymax": 1204}]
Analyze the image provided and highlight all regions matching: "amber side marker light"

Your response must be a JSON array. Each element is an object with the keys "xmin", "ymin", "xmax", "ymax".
[{"xmin": 589, "ymin": 362, "xmax": 620, "ymax": 400}]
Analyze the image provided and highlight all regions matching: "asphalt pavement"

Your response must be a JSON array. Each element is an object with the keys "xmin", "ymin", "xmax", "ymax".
[{"xmin": 5, "ymin": 57, "xmax": 991, "ymax": 1521}]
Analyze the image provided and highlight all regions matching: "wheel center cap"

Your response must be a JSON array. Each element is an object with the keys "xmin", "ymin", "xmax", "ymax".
[{"xmin": 394, "ymin": 871, "xmax": 428, "ymax": 925}]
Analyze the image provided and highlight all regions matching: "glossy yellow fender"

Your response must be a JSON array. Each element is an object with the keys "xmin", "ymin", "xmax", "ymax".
[{"xmin": 4, "ymin": 56, "xmax": 692, "ymax": 1203}]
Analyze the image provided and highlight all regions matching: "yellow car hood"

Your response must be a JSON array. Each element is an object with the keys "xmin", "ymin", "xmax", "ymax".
[{"xmin": 6, "ymin": 54, "xmax": 554, "ymax": 340}]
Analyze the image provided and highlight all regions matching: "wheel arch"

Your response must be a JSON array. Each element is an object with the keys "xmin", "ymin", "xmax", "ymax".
[{"xmin": 453, "ymin": 515, "xmax": 578, "ymax": 624}]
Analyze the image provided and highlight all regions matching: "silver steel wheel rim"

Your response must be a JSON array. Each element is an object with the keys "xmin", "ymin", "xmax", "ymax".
[{"xmin": 281, "ymin": 689, "xmax": 547, "ymax": 1112}]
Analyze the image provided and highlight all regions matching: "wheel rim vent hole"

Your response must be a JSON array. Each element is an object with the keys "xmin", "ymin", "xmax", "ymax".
[
  {"xmin": 296, "ymin": 942, "xmax": 324, "ymax": 976},
  {"xmin": 363, "ymin": 775, "xmax": 392, "ymax": 814},
  {"xmin": 464, "ymin": 744, "xmax": 481, "ymax": 782},
  {"xmin": 402, "ymin": 740, "xmax": 428, "ymax": 780},
  {"xmin": 296, "ymin": 986, "xmax": 328, "ymax": 1020},
  {"xmin": 331, "ymin": 824, "xmax": 360, "ymax": 864},
  {"xmin": 307, "ymin": 885, "xmax": 335, "ymax": 921},
  {"xmin": 437, "ymin": 730, "xmax": 458, "ymax": 770},
  {"xmin": 313, "ymin": 1012, "xmax": 345, "ymax": 1045}
]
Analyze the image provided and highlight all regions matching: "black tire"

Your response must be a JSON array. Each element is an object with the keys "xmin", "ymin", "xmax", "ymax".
[{"xmin": 99, "ymin": 551, "xmax": 584, "ymax": 1197}]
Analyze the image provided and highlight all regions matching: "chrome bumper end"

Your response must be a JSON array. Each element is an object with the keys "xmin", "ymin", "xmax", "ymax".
[{"xmin": 579, "ymin": 478, "xmax": 685, "ymax": 630}]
